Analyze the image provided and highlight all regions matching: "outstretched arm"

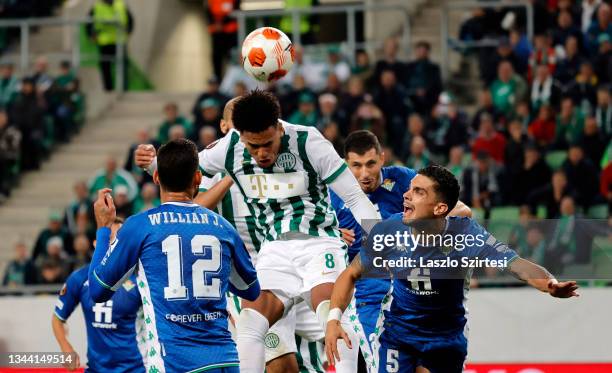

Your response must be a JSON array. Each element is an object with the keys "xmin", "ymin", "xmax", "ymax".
[
  {"xmin": 325, "ymin": 255, "xmax": 364, "ymax": 365},
  {"xmin": 509, "ymin": 257, "xmax": 579, "ymax": 298},
  {"xmin": 329, "ymin": 169, "xmax": 381, "ymax": 233},
  {"xmin": 196, "ymin": 175, "xmax": 234, "ymax": 209}
]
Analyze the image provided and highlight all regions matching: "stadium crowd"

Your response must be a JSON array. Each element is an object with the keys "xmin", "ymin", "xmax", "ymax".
[{"xmin": 4, "ymin": 0, "xmax": 611, "ymax": 287}]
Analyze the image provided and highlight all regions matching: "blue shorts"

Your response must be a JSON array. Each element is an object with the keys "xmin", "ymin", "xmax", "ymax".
[{"xmin": 376, "ymin": 331, "xmax": 467, "ymax": 373}]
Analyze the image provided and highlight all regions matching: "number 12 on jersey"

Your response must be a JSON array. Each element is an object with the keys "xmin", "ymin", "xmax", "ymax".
[{"xmin": 162, "ymin": 234, "xmax": 222, "ymax": 300}]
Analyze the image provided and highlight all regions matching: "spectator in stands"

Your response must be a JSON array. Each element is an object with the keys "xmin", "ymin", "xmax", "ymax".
[
  {"xmin": 552, "ymin": 10, "xmax": 583, "ymax": 52},
  {"xmin": 88, "ymin": 156, "xmax": 138, "ymax": 202},
  {"xmin": 73, "ymin": 209, "xmax": 95, "ymax": 242},
  {"xmin": 563, "ymin": 143, "xmax": 600, "ymax": 209},
  {"xmin": 37, "ymin": 258, "xmax": 67, "ymax": 285},
  {"xmin": 338, "ymin": 76, "xmax": 366, "ymax": 135},
  {"xmin": 529, "ymin": 104, "xmax": 557, "ymax": 147},
  {"xmin": 352, "ymin": 49, "xmax": 373, "ymax": 86},
  {"xmin": 505, "ymin": 119, "xmax": 528, "ymax": 181},
  {"xmin": 0, "ymin": 62, "xmax": 18, "ymax": 108},
  {"xmin": 0, "ymin": 109, "xmax": 20, "ymax": 200},
  {"xmin": 582, "ymin": 116, "xmax": 607, "ymax": 167},
  {"xmin": 527, "ymin": 170, "xmax": 575, "ymax": 218},
  {"xmin": 317, "ymin": 93, "xmax": 344, "ymax": 131},
  {"xmin": 157, "ymin": 102, "xmax": 193, "ymax": 144},
  {"xmin": 113, "ymin": 185, "xmax": 133, "ymax": 219},
  {"xmin": 482, "ymin": 36, "xmax": 524, "ymax": 85},
  {"xmin": 508, "ymin": 206, "xmax": 533, "ymax": 255},
  {"xmin": 459, "ymin": 8, "xmax": 488, "ymax": 47},
  {"xmin": 124, "ymin": 128, "xmax": 157, "ymax": 187},
  {"xmin": 594, "ymin": 86, "xmax": 612, "ymax": 139},
  {"xmin": 471, "ymin": 88, "xmax": 500, "ymax": 133},
  {"xmin": 34, "ymin": 236, "xmax": 70, "ymax": 283},
  {"xmin": 581, "ymin": 0, "xmax": 603, "ymax": 33},
  {"xmin": 511, "ymin": 100, "xmax": 533, "ymax": 130},
  {"xmin": 288, "ymin": 92, "xmax": 318, "ymax": 127},
  {"xmin": 133, "ymin": 182, "xmax": 160, "ymax": 213},
  {"xmin": 373, "ymin": 37, "xmax": 405, "ymax": 88},
  {"xmin": 11, "ymin": 77, "xmax": 45, "ymax": 170},
  {"xmin": 2, "ymin": 241, "xmax": 35, "ymax": 286},
  {"xmin": 530, "ymin": 64, "xmax": 561, "ymax": 111},
  {"xmin": 55, "ymin": 61, "xmax": 76, "ymax": 89},
  {"xmin": 404, "ymin": 41, "xmax": 442, "ymax": 115},
  {"xmin": 509, "ymin": 29, "xmax": 532, "ymax": 73},
  {"xmin": 87, "ymin": 0, "xmax": 132, "ymax": 91},
  {"xmin": 472, "ymin": 113, "xmax": 507, "ymax": 164},
  {"xmin": 197, "ymin": 126, "xmax": 217, "ymax": 150},
  {"xmin": 490, "ymin": 61, "xmax": 528, "ymax": 118},
  {"xmin": 546, "ymin": 195, "xmax": 579, "ymax": 273},
  {"xmin": 427, "ymin": 93, "xmax": 469, "ymax": 157},
  {"xmin": 192, "ymin": 76, "xmax": 229, "ymax": 128},
  {"xmin": 321, "ymin": 73, "xmax": 343, "ymax": 98},
  {"xmin": 447, "ymin": 145, "xmax": 466, "ymax": 184},
  {"xmin": 567, "ymin": 61, "xmax": 598, "ymax": 114},
  {"xmin": 279, "ymin": 74, "xmax": 315, "ymax": 120},
  {"xmin": 522, "ymin": 224, "xmax": 547, "ymax": 265},
  {"xmin": 400, "ymin": 113, "xmax": 426, "ymax": 161},
  {"xmin": 323, "ymin": 46, "xmax": 351, "ymax": 84},
  {"xmin": 601, "ymin": 160, "xmax": 612, "ymax": 211},
  {"xmin": 528, "ymin": 34, "xmax": 557, "ymax": 82},
  {"xmin": 350, "ymin": 99, "xmax": 385, "ymax": 143},
  {"xmin": 405, "ymin": 136, "xmax": 431, "ymax": 170},
  {"xmin": 195, "ymin": 97, "xmax": 222, "ymax": 134},
  {"xmin": 514, "ymin": 144, "xmax": 552, "ymax": 205},
  {"xmin": 586, "ymin": 3, "xmax": 612, "ymax": 55},
  {"xmin": 321, "ymin": 121, "xmax": 344, "ymax": 157},
  {"xmin": 64, "ymin": 181, "xmax": 94, "ymax": 236},
  {"xmin": 555, "ymin": 36, "xmax": 583, "ymax": 87},
  {"xmin": 206, "ymin": 0, "xmax": 239, "ymax": 79},
  {"xmin": 30, "ymin": 56, "xmax": 53, "ymax": 93},
  {"xmin": 593, "ymin": 34, "xmax": 611, "ymax": 84},
  {"xmin": 31, "ymin": 211, "xmax": 73, "ymax": 260},
  {"xmin": 461, "ymin": 151, "xmax": 505, "ymax": 215},
  {"xmin": 373, "ymin": 69, "xmax": 411, "ymax": 155},
  {"xmin": 71, "ymin": 234, "xmax": 91, "ymax": 271},
  {"xmin": 555, "ymin": 97, "xmax": 585, "ymax": 148}
]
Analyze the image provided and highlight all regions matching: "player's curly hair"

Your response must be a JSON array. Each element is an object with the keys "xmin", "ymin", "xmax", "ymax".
[
  {"xmin": 418, "ymin": 165, "xmax": 459, "ymax": 212},
  {"xmin": 232, "ymin": 89, "xmax": 280, "ymax": 133}
]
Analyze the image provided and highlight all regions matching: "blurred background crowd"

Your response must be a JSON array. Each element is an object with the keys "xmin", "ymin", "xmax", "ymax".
[{"xmin": 2, "ymin": 0, "xmax": 610, "ymax": 288}]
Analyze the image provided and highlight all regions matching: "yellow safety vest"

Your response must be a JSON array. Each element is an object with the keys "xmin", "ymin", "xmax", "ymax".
[
  {"xmin": 93, "ymin": 0, "xmax": 128, "ymax": 46},
  {"xmin": 280, "ymin": 0, "xmax": 311, "ymax": 35}
]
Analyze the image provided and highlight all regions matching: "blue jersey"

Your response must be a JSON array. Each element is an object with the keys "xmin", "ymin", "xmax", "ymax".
[
  {"xmin": 88, "ymin": 202, "xmax": 259, "ymax": 373},
  {"xmin": 363, "ymin": 215, "xmax": 519, "ymax": 339},
  {"xmin": 331, "ymin": 166, "xmax": 416, "ymax": 302},
  {"xmin": 54, "ymin": 266, "xmax": 144, "ymax": 373}
]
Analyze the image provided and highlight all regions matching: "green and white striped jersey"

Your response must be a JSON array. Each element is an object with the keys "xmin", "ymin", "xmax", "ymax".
[
  {"xmin": 199, "ymin": 173, "xmax": 265, "ymax": 259},
  {"xmin": 198, "ymin": 121, "xmax": 347, "ymax": 242}
]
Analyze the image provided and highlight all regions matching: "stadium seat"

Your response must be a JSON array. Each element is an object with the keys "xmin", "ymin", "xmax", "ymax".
[
  {"xmin": 536, "ymin": 205, "xmax": 547, "ymax": 219},
  {"xmin": 545, "ymin": 151, "xmax": 567, "ymax": 170},
  {"xmin": 490, "ymin": 206, "xmax": 520, "ymax": 221},
  {"xmin": 588, "ymin": 204, "xmax": 609, "ymax": 219}
]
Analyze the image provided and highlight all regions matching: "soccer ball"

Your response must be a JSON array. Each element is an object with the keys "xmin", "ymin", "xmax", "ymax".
[{"xmin": 241, "ymin": 27, "xmax": 294, "ymax": 83}]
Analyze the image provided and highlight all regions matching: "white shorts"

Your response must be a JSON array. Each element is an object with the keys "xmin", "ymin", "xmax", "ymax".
[
  {"xmin": 256, "ymin": 235, "xmax": 348, "ymax": 309},
  {"xmin": 226, "ymin": 293, "xmax": 325, "ymax": 363}
]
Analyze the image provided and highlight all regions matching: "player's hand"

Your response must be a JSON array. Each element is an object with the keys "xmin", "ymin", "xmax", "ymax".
[
  {"xmin": 60, "ymin": 345, "xmax": 80, "ymax": 371},
  {"xmin": 134, "ymin": 144, "xmax": 156, "ymax": 169},
  {"xmin": 339, "ymin": 228, "xmax": 355, "ymax": 246},
  {"xmin": 325, "ymin": 320, "xmax": 352, "ymax": 366},
  {"xmin": 548, "ymin": 280, "xmax": 579, "ymax": 298},
  {"xmin": 94, "ymin": 188, "xmax": 117, "ymax": 228}
]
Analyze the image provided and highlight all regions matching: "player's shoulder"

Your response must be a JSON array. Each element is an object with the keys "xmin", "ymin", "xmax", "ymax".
[
  {"xmin": 281, "ymin": 120, "xmax": 320, "ymax": 137},
  {"xmin": 383, "ymin": 166, "xmax": 417, "ymax": 182},
  {"xmin": 66, "ymin": 265, "xmax": 89, "ymax": 287},
  {"xmin": 446, "ymin": 216, "xmax": 482, "ymax": 233}
]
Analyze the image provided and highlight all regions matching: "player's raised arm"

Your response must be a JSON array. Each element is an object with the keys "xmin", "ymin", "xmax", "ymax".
[
  {"xmin": 508, "ymin": 257, "xmax": 579, "ymax": 298},
  {"xmin": 324, "ymin": 254, "xmax": 364, "ymax": 365},
  {"xmin": 306, "ymin": 128, "xmax": 381, "ymax": 231},
  {"xmin": 196, "ymin": 174, "xmax": 234, "ymax": 209},
  {"xmin": 88, "ymin": 189, "xmax": 143, "ymax": 302}
]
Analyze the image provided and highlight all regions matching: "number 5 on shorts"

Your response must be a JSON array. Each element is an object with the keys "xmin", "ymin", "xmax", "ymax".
[
  {"xmin": 386, "ymin": 349, "xmax": 399, "ymax": 372},
  {"xmin": 324, "ymin": 253, "xmax": 335, "ymax": 269}
]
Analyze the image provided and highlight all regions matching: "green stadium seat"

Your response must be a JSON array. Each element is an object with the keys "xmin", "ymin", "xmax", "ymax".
[
  {"xmin": 545, "ymin": 151, "xmax": 567, "ymax": 170},
  {"xmin": 490, "ymin": 206, "xmax": 520, "ymax": 221},
  {"xmin": 587, "ymin": 204, "xmax": 608, "ymax": 219},
  {"xmin": 536, "ymin": 205, "xmax": 547, "ymax": 219}
]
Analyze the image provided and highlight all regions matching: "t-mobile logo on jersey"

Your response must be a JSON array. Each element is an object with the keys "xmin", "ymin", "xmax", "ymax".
[{"xmin": 92, "ymin": 300, "xmax": 117, "ymax": 329}]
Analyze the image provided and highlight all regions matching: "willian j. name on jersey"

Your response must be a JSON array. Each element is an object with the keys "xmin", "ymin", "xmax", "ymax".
[{"xmin": 147, "ymin": 211, "xmax": 220, "ymax": 226}]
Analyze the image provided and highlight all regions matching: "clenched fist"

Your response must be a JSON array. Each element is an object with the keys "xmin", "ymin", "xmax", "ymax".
[{"xmin": 134, "ymin": 144, "xmax": 156, "ymax": 170}]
